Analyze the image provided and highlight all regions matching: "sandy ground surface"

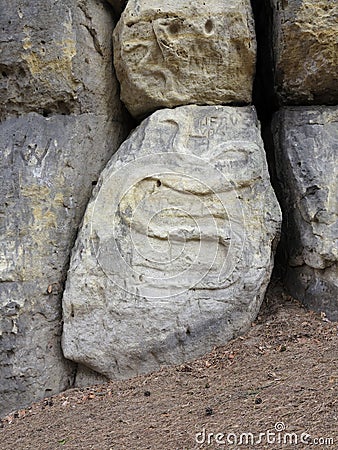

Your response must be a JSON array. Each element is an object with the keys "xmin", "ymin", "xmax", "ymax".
[{"xmin": 1, "ymin": 283, "xmax": 337, "ymax": 449}]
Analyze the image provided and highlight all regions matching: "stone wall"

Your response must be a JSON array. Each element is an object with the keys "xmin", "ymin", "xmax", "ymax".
[
  {"xmin": 0, "ymin": 0, "xmax": 129, "ymax": 416},
  {"xmin": 0, "ymin": 0, "xmax": 336, "ymax": 416},
  {"xmin": 273, "ymin": 107, "xmax": 338, "ymax": 321},
  {"xmin": 269, "ymin": 0, "xmax": 338, "ymax": 321}
]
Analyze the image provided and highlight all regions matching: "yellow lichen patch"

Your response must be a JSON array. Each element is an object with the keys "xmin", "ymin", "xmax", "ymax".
[
  {"xmin": 53, "ymin": 192, "xmax": 65, "ymax": 207},
  {"xmin": 21, "ymin": 184, "xmax": 50, "ymax": 199},
  {"xmin": 19, "ymin": 186, "xmax": 65, "ymax": 279},
  {"xmin": 21, "ymin": 185, "xmax": 57, "ymax": 229},
  {"xmin": 22, "ymin": 37, "xmax": 32, "ymax": 50},
  {"xmin": 22, "ymin": 40, "xmax": 77, "ymax": 86},
  {"xmin": 21, "ymin": 22, "xmax": 78, "ymax": 89}
]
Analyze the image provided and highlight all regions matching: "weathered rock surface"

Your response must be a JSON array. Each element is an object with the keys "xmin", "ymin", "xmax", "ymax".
[
  {"xmin": 271, "ymin": 0, "xmax": 338, "ymax": 104},
  {"xmin": 62, "ymin": 105, "xmax": 281, "ymax": 379},
  {"xmin": 113, "ymin": 0, "xmax": 256, "ymax": 118},
  {"xmin": 0, "ymin": 0, "xmax": 121, "ymax": 119},
  {"xmin": 0, "ymin": 0, "xmax": 128, "ymax": 416},
  {"xmin": 0, "ymin": 114, "xmax": 126, "ymax": 416},
  {"xmin": 273, "ymin": 107, "xmax": 338, "ymax": 320}
]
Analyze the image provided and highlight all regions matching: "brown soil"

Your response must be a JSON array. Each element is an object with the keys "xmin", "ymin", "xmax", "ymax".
[{"xmin": 1, "ymin": 282, "xmax": 337, "ymax": 450}]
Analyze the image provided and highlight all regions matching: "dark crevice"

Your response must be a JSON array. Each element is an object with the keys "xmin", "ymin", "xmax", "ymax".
[
  {"xmin": 251, "ymin": 0, "xmax": 279, "ymax": 177},
  {"xmin": 251, "ymin": 0, "xmax": 279, "ymax": 124},
  {"xmin": 251, "ymin": 0, "xmax": 287, "ymax": 279},
  {"xmin": 81, "ymin": 23, "xmax": 104, "ymax": 57},
  {"xmin": 103, "ymin": 0, "xmax": 127, "ymax": 21}
]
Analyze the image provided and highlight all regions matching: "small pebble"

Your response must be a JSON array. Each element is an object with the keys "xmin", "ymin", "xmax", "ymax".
[{"xmin": 205, "ymin": 407, "xmax": 213, "ymax": 416}]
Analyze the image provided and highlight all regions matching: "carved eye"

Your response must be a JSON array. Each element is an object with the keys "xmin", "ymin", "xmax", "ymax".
[
  {"xmin": 205, "ymin": 19, "xmax": 214, "ymax": 34},
  {"xmin": 168, "ymin": 21, "xmax": 180, "ymax": 34}
]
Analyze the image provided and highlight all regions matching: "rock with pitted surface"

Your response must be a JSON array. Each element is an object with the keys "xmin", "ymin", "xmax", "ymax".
[
  {"xmin": 273, "ymin": 107, "xmax": 338, "ymax": 321},
  {"xmin": 0, "ymin": 0, "xmax": 128, "ymax": 417},
  {"xmin": 0, "ymin": 113, "xmax": 127, "ymax": 417},
  {"xmin": 113, "ymin": 0, "xmax": 256, "ymax": 118},
  {"xmin": 271, "ymin": 0, "xmax": 338, "ymax": 104},
  {"xmin": 0, "ymin": 0, "xmax": 121, "ymax": 119},
  {"xmin": 62, "ymin": 105, "xmax": 281, "ymax": 380}
]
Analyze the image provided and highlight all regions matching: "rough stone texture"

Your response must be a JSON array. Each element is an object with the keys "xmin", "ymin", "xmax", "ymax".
[
  {"xmin": 62, "ymin": 105, "xmax": 281, "ymax": 379},
  {"xmin": 271, "ymin": 0, "xmax": 338, "ymax": 105},
  {"xmin": 113, "ymin": 0, "xmax": 256, "ymax": 118},
  {"xmin": 0, "ymin": 114, "xmax": 126, "ymax": 416},
  {"xmin": 273, "ymin": 107, "xmax": 338, "ymax": 321},
  {"xmin": 0, "ymin": 0, "xmax": 120, "ymax": 119},
  {"xmin": 0, "ymin": 0, "xmax": 128, "ymax": 416}
]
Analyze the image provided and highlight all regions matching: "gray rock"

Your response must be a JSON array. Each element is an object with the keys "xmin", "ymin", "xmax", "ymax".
[
  {"xmin": 273, "ymin": 107, "xmax": 338, "ymax": 320},
  {"xmin": 271, "ymin": 0, "xmax": 338, "ymax": 104},
  {"xmin": 62, "ymin": 105, "xmax": 281, "ymax": 379},
  {"xmin": 0, "ymin": 0, "xmax": 121, "ymax": 119},
  {"xmin": 0, "ymin": 113, "xmax": 126, "ymax": 416},
  {"xmin": 0, "ymin": 0, "xmax": 128, "ymax": 416},
  {"xmin": 113, "ymin": 0, "xmax": 256, "ymax": 118}
]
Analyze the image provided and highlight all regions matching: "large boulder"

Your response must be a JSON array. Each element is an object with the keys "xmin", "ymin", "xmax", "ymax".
[
  {"xmin": 271, "ymin": 0, "xmax": 338, "ymax": 104},
  {"xmin": 0, "ymin": 0, "xmax": 121, "ymax": 119},
  {"xmin": 0, "ymin": 0, "xmax": 128, "ymax": 416},
  {"xmin": 273, "ymin": 107, "xmax": 338, "ymax": 320},
  {"xmin": 0, "ymin": 113, "xmax": 126, "ymax": 416},
  {"xmin": 62, "ymin": 105, "xmax": 281, "ymax": 379},
  {"xmin": 113, "ymin": 0, "xmax": 256, "ymax": 118}
]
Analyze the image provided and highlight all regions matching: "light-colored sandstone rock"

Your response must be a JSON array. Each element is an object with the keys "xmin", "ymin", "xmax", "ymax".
[
  {"xmin": 113, "ymin": 0, "xmax": 256, "ymax": 118},
  {"xmin": 273, "ymin": 107, "xmax": 338, "ymax": 320},
  {"xmin": 271, "ymin": 0, "xmax": 338, "ymax": 104},
  {"xmin": 0, "ymin": 0, "xmax": 128, "ymax": 417},
  {"xmin": 62, "ymin": 105, "xmax": 281, "ymax": 379}
]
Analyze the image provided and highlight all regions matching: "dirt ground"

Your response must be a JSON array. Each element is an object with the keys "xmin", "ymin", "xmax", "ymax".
[{"xmin": 1, "ymin": 281, "xmax": 337, "ymax": 450}]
